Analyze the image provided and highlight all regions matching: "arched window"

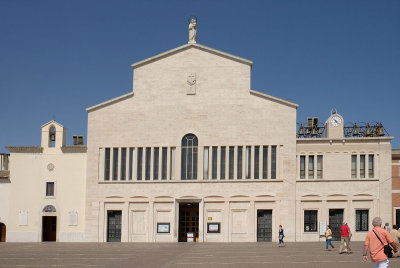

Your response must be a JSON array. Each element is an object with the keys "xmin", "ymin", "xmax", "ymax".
[
  {"xmin": 181, "ymin": 134, "xmax": 198, "ymax": 180},
  {"xmin": 43, "ymin": 205, "xmax": 56, "ymax": 213},
  {"xmin": 49, "ymin": 126, "xmax": 56, "ymax": 147}
]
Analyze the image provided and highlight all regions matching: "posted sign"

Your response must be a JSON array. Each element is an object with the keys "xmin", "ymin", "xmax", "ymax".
[{"xmin": 319, "ymin": 221, "xmax": 327, "ymax": 236}]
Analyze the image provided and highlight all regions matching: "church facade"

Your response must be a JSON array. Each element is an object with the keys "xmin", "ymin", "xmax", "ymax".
[{"xmin": 1, "ymin": 23, "xmax": 393, "ymax": 243}]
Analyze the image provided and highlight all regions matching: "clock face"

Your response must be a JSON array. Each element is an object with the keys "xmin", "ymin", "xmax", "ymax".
[{"xmin": 330, "ymin": 116, "xmax": 342, "ymax": 127}]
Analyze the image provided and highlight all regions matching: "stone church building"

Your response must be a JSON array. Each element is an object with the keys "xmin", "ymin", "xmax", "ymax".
[{"xmin": 0, "ymin": 22, "xmax": 393, "ymax": 242}]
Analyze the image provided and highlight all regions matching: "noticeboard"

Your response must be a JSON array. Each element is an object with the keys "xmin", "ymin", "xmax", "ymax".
[{"xmin": 319, "ymin": 221, "xmax": 327, "ymax": 236}]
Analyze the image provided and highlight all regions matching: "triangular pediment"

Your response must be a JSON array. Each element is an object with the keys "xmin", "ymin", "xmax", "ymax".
[
  {"xmin": 131, "ymin": 43, "xmax": 253, "ymax": 69},
  {"xmin": 41, "ymin": 120, "xmax": 64, "ymax": 129}
]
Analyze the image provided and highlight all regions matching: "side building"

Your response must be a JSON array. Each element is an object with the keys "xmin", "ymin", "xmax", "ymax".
[
  {"xmin": 393, "ymin": 149, "xmax": 400, "ymax": 227},
  {"xmin": 5, "ymin": 121, "xmax": 86, "ymax": 242},
  {"xmin": 296, "ymin": 115, "xmax": 392, "ymax": 241}
]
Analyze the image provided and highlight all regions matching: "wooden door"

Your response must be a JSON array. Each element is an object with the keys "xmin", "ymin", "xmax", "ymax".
[
  {"xmin": 179, "ymin": 203, "xmax": 199, "ymax": 242},
  {"xmin": 42, "ymin": 216, "xmax": 56, "ymax": 241}
]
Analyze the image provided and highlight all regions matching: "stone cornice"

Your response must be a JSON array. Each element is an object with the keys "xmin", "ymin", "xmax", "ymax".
[
  {"xmin": 296, "ymin": 137, "xmax": 393, "ymax": 144},
  {"xmin": 61, "ymin": 146, "xmax": 87, "ymax": 153},
  {"xmin": 250, "ymin": 90, "xmax": 298, "ymax": 109},
  {"xmin": 86, "ymin": 92, "xmax": 134, "ymax": 113},
  {"xmin": 131, "ymin": 43, "xmax": 253, "ymax": 69},
  {"xmin": 6, "ymin": 146, "xmax": 43, "ymax": 153}
]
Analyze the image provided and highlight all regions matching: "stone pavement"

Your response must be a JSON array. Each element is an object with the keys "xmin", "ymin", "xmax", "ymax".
[{"xmin": 0, "ymin": 241, "xmax": 399, "ymax": 268}]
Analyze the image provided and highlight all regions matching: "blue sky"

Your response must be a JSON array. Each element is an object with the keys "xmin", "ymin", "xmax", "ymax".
[{"xmin": 0, "ymin": 0, "xmax": 399, "ymax": 153}]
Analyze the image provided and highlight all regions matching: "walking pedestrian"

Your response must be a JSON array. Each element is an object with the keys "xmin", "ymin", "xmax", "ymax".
[
  {"xmin": 363, "ymin": 217, "xmax": 398, "ymax": 267},
  {"xmin": 339, "ymin": 222, "xmax": 352, "ymax": 254},
  {"xmin": 278, "ymin": 225, "xmax": 285, "ymax": 247},
  {"xmin": 389, "ymin": 225, "xmax": 400, "ymax": 257},
  {"xmin": 325, "ymin": 225, "xmax": 335, "ymax": 251}
]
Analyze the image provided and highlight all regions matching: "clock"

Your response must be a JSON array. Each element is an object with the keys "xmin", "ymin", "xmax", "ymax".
[{"xmin": 330, "ymin": 116, "xmax": 342, "ymax": 127}]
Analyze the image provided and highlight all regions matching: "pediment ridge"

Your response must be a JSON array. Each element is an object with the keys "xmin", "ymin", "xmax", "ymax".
[{"xmin": 131, "ymin": 43, "xmax": 253, "ymax": 69}]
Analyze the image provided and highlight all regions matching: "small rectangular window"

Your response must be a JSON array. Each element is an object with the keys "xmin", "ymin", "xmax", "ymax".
[
  {"xmin": 203, "ymin": 147, "xmax": 209, "ymax": 180},
  {"xmin": 220, "ymin": 146, "xmax": 226, "ymax": 180},
  {"xmin": 112, "ymin": 148, "xmax": 118, "ymax": 181},
  {"xmin": 153, "ymin": 147, "xmax": 159, "ymax": 180},
  {"xmin": 308, "ymin": 155, "xmax": 314, "ymax": 179},
  {"xmin": 262, "ymin": 146, "xmax": 268, "ymax": 179},
  {"xmin": 237, "ymin": 146, "xmax": 243, "ymax": 179},
  {"xmin": 317, "ymin": 155, "xmax": 323, "ymax": 179},
  {"xmin": 351, "ymin": 155, "xmax": 357, "ymax": 178},
  {"xmin": 129, "ymin": 148, "xmax": 135, "ymax": 180},
  {"xmin": 137, "ymin": 148, "xmax": 143, "ymax": 180},
  {"xmin": 162, "ymin": 147, "xmax": 167, "ymax": 180},
  {"xmin": 368, "ymin": 155, "xmax": 374, "ymax": 178},
  {"xmin": 46, "ymin": 182, "xmax": 54, "ymax": 196},
  {"xmin": 254, "ymin": 146, "xmax": 259, "ymax": 179},
  {"xmin": 304, "ymin": 210, "xmax": 318, "ymax": 232},
  {"xmin": 121, "ymin": 148, "xmax": 126, "ymax": 181},
  {"xmin": 300, "ymin": 155, "xmax": 305, "ymax": 179},
  {"xmin": 271, "ymin": 146, "xmax": 276, "ymax": 179},
  {"xmin": 245, "ymin": 146, "xmax": 251, "ymax": 179},
  {"xmin": 105, "ymin": 148, "xmax": 110, "ymax": 181},
  {"xmin": 145, "ymin": 147, "xmax": 151, "ymax": 180},
  {"xmin": 360, "ymin": 155, "xmax": 365, "ymax": 178},
  {"xmin": 229, "ymin": 146, "xmax": 234, "ymax": 180},
  {"xmin": 356, "ymin": 210, "xmax": 369, "ymax": 231},
  {"xmin": 212, "ymin": 146, "xmax": 218, "ymax": 180}
]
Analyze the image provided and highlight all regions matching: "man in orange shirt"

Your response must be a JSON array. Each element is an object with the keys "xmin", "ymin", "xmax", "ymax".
[{"xmin": 363, "ymin": 217, "xmax": 398, "ymax": 268}]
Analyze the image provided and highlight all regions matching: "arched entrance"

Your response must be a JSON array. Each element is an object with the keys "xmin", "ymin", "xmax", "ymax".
[
  {"xmin": 42, "ymin": 205, "xmax": 57, "ymax": 242},
  {"xmin": 0, "ymin": 222, "xmax": 6, "ymax": 242}
]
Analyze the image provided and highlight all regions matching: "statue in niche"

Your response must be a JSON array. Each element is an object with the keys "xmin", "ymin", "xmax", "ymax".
[{"xmin": 188, "ymin": 17, "xmax": 197, "ymax": 43}]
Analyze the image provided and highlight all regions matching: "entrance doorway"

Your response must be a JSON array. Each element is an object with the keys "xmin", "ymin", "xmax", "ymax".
[
  {"xmin": 107, "ymin": 210, "xmax": 122, "ymax": 242},
  {"xmin": 396, "ymin": 209, "xmax": 400, "ymax": 227},
  {"xmin": 178, "ymin": 203, "xmax": 199, "ymax": 242},
  {"xmin": 0, "ymin": 223, "xmax": 6, "ymax": 242},
  {"xmin": 42, "ymin": 216, "xmax": 57, "ymax": 241},
  {"xmin": 329, "ymin": 209, "xmax": 344, "ymax": 241},
  {"xmin": 257, "ymin": 210, "xmax": 272, "ymax": 242}
]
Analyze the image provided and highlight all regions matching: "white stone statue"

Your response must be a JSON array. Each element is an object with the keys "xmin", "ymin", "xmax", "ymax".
[{"xmin": 188, "ymin": 18, "xmax": 197, "ymax": 43}]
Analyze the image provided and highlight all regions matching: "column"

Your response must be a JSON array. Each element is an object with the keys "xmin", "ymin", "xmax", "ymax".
[
  {"xmin": 234, "ymin": 146, "xmax": 238, "ymax": 180},
  {"xmin": 268, "ymin": 146, "xmax": 272, "ymax": 179},
  {"xmin": 250, "ymin": 145, "xmax": 255, "ymax": 180},
  {"xmin": 198, "ymin": 146, "xmax": 204, "ymax": 181},
  {"xmin": 99, "ymin": 147, "xmax": 105, "ymax": 181},
  {"xmin": 305, "ymin": 154, "xmax": 309, "ymax": 179},
  {"xmin": 217, "ymin": 146, "xmax": 221, "ymax": 180},
  {"xmin": 199, "ymin": 200, "xmax": 204, "ymax": 243}
]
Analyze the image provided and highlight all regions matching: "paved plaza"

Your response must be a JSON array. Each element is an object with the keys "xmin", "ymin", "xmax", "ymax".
[{"xmin": 0, "ymin": 241, "xmax": 399, "ymax": 268}]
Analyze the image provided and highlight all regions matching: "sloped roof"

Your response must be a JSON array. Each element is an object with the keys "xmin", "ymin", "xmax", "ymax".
[
  {"xmin": 250, "ymin": 89, "xmax": 298, "ymax": 109},
  {"xmin": 41, "ymin": 120, "xmax": 64, "ymax": 129},
  {"xmin": 131, "ymin": 43, "xmax": 253, "ymax": 69}
]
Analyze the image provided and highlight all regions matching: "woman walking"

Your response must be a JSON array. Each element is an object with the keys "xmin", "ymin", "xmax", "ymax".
[
  {"xmin": 325, "ymin": 225, "xmax": 335, "ymax": 251},
  {"xmin": 279, "ymin": 225, "xmax": 285, "ymax": 247}
]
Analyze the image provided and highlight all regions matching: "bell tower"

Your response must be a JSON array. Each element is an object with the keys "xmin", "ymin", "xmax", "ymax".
[{"xmin": 41, "ymin": 120, "xmax": 66, "ymax": 149}]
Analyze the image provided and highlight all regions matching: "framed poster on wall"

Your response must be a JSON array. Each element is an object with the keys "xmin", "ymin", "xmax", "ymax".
[
  {"xmin": 157, "ymin": 223, "xmax": 170, "ymax": 233},
  {"xmin": 207, "ymin": 223, "xmax": 220, "ymax": 233}
]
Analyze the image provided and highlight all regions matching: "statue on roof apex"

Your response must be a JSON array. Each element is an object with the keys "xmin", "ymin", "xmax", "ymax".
[{"xmin": 188, "ymin": 15, "xmax": 197, "ymax": 44}]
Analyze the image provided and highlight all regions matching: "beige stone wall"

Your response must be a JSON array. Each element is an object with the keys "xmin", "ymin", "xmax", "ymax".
[
  {"xmin": 6, "ymin": 122, "xmax": 86, "ymax": 242},
  {"xmin": 296, "ymin": 137, "xmax": 392, "ymax": 241},
  {"xmin": 85, "ymin": 45, "xmax": 297, "ymax": 242}
]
